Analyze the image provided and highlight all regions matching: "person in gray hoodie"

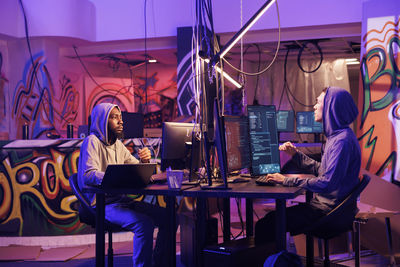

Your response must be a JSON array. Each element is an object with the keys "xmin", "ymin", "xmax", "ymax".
[
  {"xmin": 78, "ymin": 103, "xmax": 167, "ymax": 267},
  {"xmin": 255, "ymin": 87, "xmax": 361, "ymax": 245}
]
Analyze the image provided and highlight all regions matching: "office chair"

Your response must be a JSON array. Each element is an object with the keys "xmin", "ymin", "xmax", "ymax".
[
  {"xmin": 69, "ymin": 173, "xmax": 124, "ymax": 267},
  {"xmin": 292, "ymin": 174, "xmax": 371, "ymax": 267}
]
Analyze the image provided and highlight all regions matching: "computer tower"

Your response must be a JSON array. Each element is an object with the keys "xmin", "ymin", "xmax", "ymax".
[
  {"xmin": 180, "ymin": 215, "xmax": 218, "ymax": 267},
  {"xmin": 203, "ymin": 237, "xmax": 276, "ymax": 267}
]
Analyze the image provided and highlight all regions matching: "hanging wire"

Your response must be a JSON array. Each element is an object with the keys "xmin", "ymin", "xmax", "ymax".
[
  {"xmin": 221, "ymin": 0, "xmax": 281, "ymax": 76},
  {"xmin": 144, "ymin": 0, "xmax": 148, "ymax": 114},
  {"xmin": 240, "ymin": 0, "xmax": 246, "ymax": 111},
  {"xmin": 18, "ymin": 0, "xmax": 71, "ymax": 128},
  {"xmin": 297, "ymin": 41, "xmax": 323, "ymax": 73}
]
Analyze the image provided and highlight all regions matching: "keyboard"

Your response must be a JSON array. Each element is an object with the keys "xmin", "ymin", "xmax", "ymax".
[{"xmin": 255, "ymin": 176, "xmax": 275, "ymax": 186}]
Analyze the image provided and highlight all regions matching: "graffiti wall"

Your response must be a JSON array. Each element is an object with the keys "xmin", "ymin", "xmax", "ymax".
[
  {"xmin": 83, "ymin": 71, "xmax": 178, "ymax": 128},
  {"xmin": 358, "ymin": 14, "xmax": 400, "ymax": 184},
  {"xmin": 0, "ymin": 41, "xmax": 179, "ymax": 236},
  {"xmin": 3, "ymin": 42, "xmax": 178, "ymax": 140},
  {"xmin": 11, "ymin": 52, "xmax": 80, "ymax": 140},
  {"xmin": 0, "ymin": 138, "xmax": 162, "ymax": 236}
]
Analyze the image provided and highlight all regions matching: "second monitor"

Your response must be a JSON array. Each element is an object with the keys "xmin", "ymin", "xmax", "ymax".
[
  {"xmin": 296, "ymin": 111, "xmax": 323, "ymax": 142},
  {"xmin": 161, "ymin": 122, "xmax": 200, "ymax": 171},
  {"xmin": 276, "ymin": 110, "xmax": 295, "ymax": 132}
]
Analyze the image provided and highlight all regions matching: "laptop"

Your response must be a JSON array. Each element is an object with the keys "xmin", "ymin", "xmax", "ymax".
[{"xmin": 101, "ymin": 163, "xmax": 156, "ymax": 189}]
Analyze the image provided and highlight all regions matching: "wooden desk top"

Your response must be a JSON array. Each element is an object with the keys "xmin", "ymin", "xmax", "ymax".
[
  {"xmin": 182, "ymin": 180, "xmax": 304, "ymax": 199},
  {"xmin": 356, "ymin": 202, "xmax": 400, "ymax": 219}
]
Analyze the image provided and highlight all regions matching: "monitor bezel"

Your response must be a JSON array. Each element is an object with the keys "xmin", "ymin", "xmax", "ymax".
[
  {"xmin": 276, "ymin": 110, "xmax": 295, "ymax": 133},
  {"xmin": 247, "ymin": 104, "xmax": 281, "ymax": 176}
]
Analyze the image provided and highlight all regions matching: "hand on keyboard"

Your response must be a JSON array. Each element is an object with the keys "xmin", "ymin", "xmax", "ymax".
[{"xmin": 255, "ymin": 176, "xmax": 276, "ymax": 186}]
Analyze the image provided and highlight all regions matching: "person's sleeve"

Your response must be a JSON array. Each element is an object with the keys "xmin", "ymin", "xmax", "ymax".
[
  {"xmin": 289, "ymin": 150, "xmax": 321, "ymax": 175},
  {"xmin": 283, "ymin": 140, "xmax": 350, "ymax": 193},
  {"xmin": 81, "ymin": 138, "xmax": 105, "ymax": 186}
]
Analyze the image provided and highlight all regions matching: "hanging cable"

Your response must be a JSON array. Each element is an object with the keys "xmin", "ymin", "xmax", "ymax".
[
  {"xmin": 144, "ymin": 0, "xmax": 148, "ymax": 114},
  {"xmin": 297, "ymin": 41, "xmax": 323, "ymax": 73},
  {"xmin": 221, "ymin": 0, "xmax": 281, "ymax": 76},
  {"xmin": 18, "ymin": 0, "xmax": 71, "ymax": 129}
]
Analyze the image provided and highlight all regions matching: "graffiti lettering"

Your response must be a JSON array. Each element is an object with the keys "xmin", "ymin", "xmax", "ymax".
[{"xmin": 360, "ymin": 36, "xmax": 400, "ymax": 128}]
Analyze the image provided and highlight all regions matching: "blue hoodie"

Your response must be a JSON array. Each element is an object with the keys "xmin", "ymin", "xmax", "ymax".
[
  {"xmin": 283, "ymin": 87, "xmax": 361, "ymax": 212},
  {"xmin": 77, "ymin": 103, "xmax": 140, "ymax": 205}
]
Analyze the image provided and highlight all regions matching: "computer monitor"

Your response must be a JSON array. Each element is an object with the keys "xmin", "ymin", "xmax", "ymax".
[
  {"xmin": 161, "ymin": 122, "xmax": 199, "ymax": 171},
  {"xmin": 247, "ymin": 105, "xmax": 281, "ymax": 176},
  {"xmin": 121, "ymin": 111, "xmax": 144, "ymax": 138},
  {"xmin": 276, "ymin": 110, "xmax": 295, "ymax": 132},
  {"xmin": 224, "ymin": 116, "xmax": 250, "ymax": 173},
  {"xmin": 296, "ymin": 111, "xmax": 323, "ymax": 142}
]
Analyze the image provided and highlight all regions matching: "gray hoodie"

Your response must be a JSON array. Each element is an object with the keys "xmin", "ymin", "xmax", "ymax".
[
  {"xmin": 283, "ymin": 87, "xmax": 361, "ymax": 212},
  {"xmin": 77, "ymin": 103, "xmax": 139, "ymax": 205}
]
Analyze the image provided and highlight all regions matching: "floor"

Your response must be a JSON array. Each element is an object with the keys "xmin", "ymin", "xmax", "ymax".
[
  {"xmin": 0, "ymin": 199, "xmax": 396, "ymax": 266},
  {"xmin": 0, "ymin": 248, "xmax": 393, "ymax": 267}
]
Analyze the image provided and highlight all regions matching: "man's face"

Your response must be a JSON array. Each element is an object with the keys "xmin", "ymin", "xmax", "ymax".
[
  {"xmin": 108, "ymin": 107, "xmax": 123, "ymax": 139},
  {"xmin": 314, "ymin": 92, "xmax": 325, "ymax": 123}
]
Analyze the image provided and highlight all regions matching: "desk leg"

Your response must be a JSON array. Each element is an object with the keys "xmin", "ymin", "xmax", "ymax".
[
  {"xmin": 275, "ymin": 199, "xmax": 286, "ymax": 251},
  {"xmin": 166, "ymin": 196, "xmax": 176, "ymax": 267},
  {"xmin": 354, "ymin": 221, "xmax": 360, "ymax": 267},
  {"xmin": 195, "ymin": 197, "xmax": 207, "ymax": 267},
  {"xmin": 246, "ymin": 199, "xmax": 253, "ymax": 237},
  {"xmin": 96, "ymin": 192, "xmax": 105, "ymax": 267},
  {"xmin": 305, "ymin": 191, "xmax": 314, "ymax": 267},
  {"xmin": 306, "ymin": 234, "xmax": 314, "ymax": 267},
  {"xmin": 385, "ymin": 217, "xmax": 396, "ymax": 266},
  {"xmin": 223, "ymin": 198, "xmax": 230, "ymax": 242}
]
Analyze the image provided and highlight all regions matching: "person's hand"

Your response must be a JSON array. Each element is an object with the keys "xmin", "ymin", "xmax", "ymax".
[
  {"xmin": 138, "ymin": 147, "xmax": 151, "ymax": 163},
  {"xmin": 266, "ymin": 173, "xmax": 285, "ymax": 184},
  {"xmin": 279, "ymin": 141, "xmax": 298, "ymax": 156}
]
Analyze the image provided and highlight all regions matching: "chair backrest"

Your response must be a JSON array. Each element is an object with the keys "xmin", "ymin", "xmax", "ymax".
[
  {"xmin": 69, "ymin": 173, "xmax": 96, "ymax": 226},
  {"xmin": 302, "ymin": 174, "xmax": 371, "ymax": 239}
]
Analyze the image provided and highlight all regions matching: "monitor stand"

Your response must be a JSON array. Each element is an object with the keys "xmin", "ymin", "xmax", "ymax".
[
  {"xmin": 200, "ymin": 182, "xmax": 229, "ymax": 190},
  {"xmin": 188, "ymin": 135, "xmax": 201, "ymax": 183},
  {"xmin": 201, "ymin": 132, "xmax": 230, "ymax": 190},
  {"xmin": 200, "ymin": 176, "xmax": 231, "ymax": 190},
  {"xmin": 314, "ymin": 133, "xmax": 321, "ymax": 143}
]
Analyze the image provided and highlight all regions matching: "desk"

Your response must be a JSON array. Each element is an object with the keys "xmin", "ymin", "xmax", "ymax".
[
  {"xmin": 354, "ymin": 202, "xmax": 399, "ymax": 267},
  {"xmin": 182, "ymin": 180, "xmax": 303, "ymax": 267},
  {"xmin": 85, "ymin": 184, "xmax": 195, "ymax": 267}
]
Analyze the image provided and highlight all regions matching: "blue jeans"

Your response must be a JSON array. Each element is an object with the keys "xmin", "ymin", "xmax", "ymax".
[{"xmin": 105, "ymin": 199, "xmax": 168, "ymax": 267}]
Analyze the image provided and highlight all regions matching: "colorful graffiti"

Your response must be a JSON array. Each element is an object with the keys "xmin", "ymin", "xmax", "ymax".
[
  {"xmin": 12, "ymin": 52, "xmax": 79, "ymax": 139},
  {"xmin": 84, "ymin": 69, "xmax": 178, "ymax": 128},
  {"xmin": 0, "ymin": 141, "xmax": 83, "ymax": 236},
  {"xmin": 358, "ymin": 17, "xmax": 400, "ymax": 184},
  {"xmin": 0, "ymin": 138, "xmax": 162, "ymax": 236}
]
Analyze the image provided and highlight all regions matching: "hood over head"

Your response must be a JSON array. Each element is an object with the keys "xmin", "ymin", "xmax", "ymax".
[
  {"xmin": 323, "ymin": 87, "xmax": 358, "ymax": 136},
  {"xmin": 89, "ymin": 103, "xmax": 120, "ymax": 145}
]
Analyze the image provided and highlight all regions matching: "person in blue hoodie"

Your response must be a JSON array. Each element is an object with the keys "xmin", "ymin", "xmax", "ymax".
[
  {"xmin": 77, "ymin": 103, "xmax": 167, "ymax": 267},
  {"xmin": 255, "ymin": 87, "xmax": 361, "ymax": 245}
]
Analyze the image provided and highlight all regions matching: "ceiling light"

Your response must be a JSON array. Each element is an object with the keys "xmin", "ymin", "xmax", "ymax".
[
  {"xmin": 345, "ymin": 58, "xmax": 360, "ymax": 65},
  {"xmin": 148, "ymin": 59, "xmax": 157, "ymax": 63},
  {"xmin": 211, "ymin": 0, "xmax": 276, "ymax": 65},
  {"xmin": 204, "ymin": 58, "xmax": 242, "ymax": 88}
]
